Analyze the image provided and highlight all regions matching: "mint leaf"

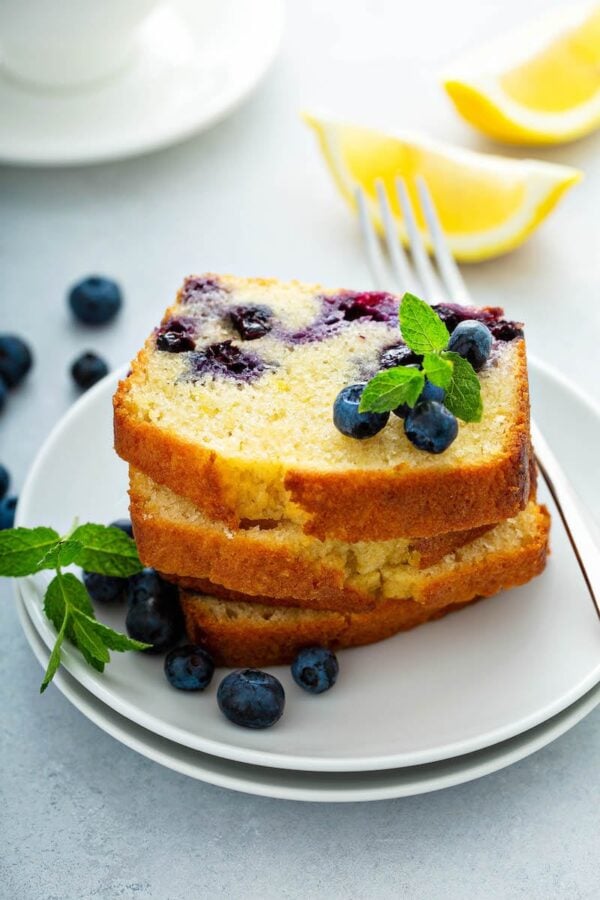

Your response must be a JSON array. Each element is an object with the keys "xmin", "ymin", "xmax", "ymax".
[
  {"xmin": 72, "ymin": 611, "xmax": 150, "ymax": 652},
  {"xmin": 0, "ymin": 527, "xmax": 60, "ymax": 577},
  {"xmin": 359, "ymin": 367, "xmax": 425, "ymax": 414},
  {"xmin": 71, "ymin": 611, "xmax": 111, "ymax": 664},
  {"xmin": 443, "ymin": 352, "xmax": 483, "ymax": 423},
  {"xmin": 399, "ymin": 294, "xmax": 450, "ymax": 354},
  {"xmin": 422, "ymin": 352, "xmax": 454, "ymax": 389},
  {"xmin": 40, "ymin": 609, "xmax": 68, "ymax": 694},
  {"xmin": 44, "ymin": 572, "xmax": 94, "ymax": 631},
  {"xmin": 70, "ymin": 523, "xmax": 142, "ymax": 577},
  {"xmin": 37, "ymin": 539, "xmax": 83, "ymax": 570}
]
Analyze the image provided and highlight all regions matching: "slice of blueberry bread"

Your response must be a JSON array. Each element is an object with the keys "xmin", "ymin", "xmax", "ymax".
[
  {"xmin": 178, "ymin": 502, "xmax": 550, "ymax": 666},
  {"xmin": 128, "ymin": 466, "xmax": 524, "ymax": 613},
  {"xmin": 114, "ymin": 274, "xmax": 532, "ymax": 541}
]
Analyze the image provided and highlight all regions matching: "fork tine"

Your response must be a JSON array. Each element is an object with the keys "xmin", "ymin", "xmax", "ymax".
[
  {"xmin": 395, "ymin": 176, "xmax": 440, "ymax": 302},
  {"xmin": 355, "ymin": 186, "xmax": 388, "ymax": 289},
  {"xmin": 416, "ymin": 176, "xmax": 471, "ymax": 306},
  {"xmin": 375, "ymin": 179, "xmax": 412, "ymax": 294}
]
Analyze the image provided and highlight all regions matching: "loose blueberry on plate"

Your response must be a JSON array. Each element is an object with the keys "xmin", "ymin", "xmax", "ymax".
[
  {"xmin": 333, "ymin": 384, "xmax": 390, "ymax": 439},
  {"xmin": 109, "ymin": 518, "xmax": 134, "ymax": 538},
  {"xmin": 83, "ymin": 571, "xmax": 128, "ymax": 604},
  {"xmin": 0, "ymin": 496, "xmax": 17, "ymax": 530},
  {"xmin": 164, "ymin": 645, "xmax": 215, "ymax": 691},
  {"xmin": 0, "ymin": 334, "xmax": 33, "ymax": 388},
  {"xmin": 404, "ymin": 400, "xmax": 458, "ymax": 454},
  {"xmin": 71, "ymin": 351, "xmax": 109, "ymax": 390},
  {"xmin": 68, "ymin": 276, "xmax": 122, "ymax": 325},
  {"xmin": 217, "ymin": 669, "xmax": 285, "ymax": 729},
  {"xmin": 125, "ymin": 568, "xmax": 182, "ymax": 653},
  {"xmin": 0, "ymin": 464, "xmax": 9, "ymax": 499},
  {"xmin": 291, "ymin": 647, "xmax": 339, "ymax": 694},
  {"xmin": 447, "ymin": 320, "xmax": 492, "ymax": 371}
]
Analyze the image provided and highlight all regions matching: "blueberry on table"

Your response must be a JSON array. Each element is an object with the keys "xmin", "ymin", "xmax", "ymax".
[
  {"xmin": 291, "ymin": 647, "xmax": 339, "ymax": 694},
  {"xmin": 0, "ymin": 464, "xmax": 9, "ymax": 499},
  {"xmin": 217, "ymin": 669, "xmax": 285, "ymax": 729},
  {"xmin": 447, "ymin": 320, "xmax": 492, "ymax": 371},
  {"xmin": 0, "ymin": 496, "xmax": 17, "ymax": 530},
  {"xmin": 109, "ymin": 518, "xmax": 134, "ymax": 538},
  {"xmin": 164, "ymin": 645, "xmax": 215, "ymax": 691},
  {"xmin": 71, "ymin": 351, "xmax": 109, "ymax": 390},
  {"xmin": 0, "ymin": 335, "xmax": 33, "ymax": 388},
  {"xmin": 333, "ymin": 384, "xmax": 390, "ymax": 439},
  {"xmin": 404, "ymin": 400, "xmax": 458, "ymax": 454},
  {"xmin": 125, "ymin": 568, "xmax": 182, "ymax": 653},
  {"xmin": 68, "ymin": 276, "xmax": 122, "ymax": 325},
  {"xmin": 83, "ymin": 571, "xmax": 128, "ymax": 604}
]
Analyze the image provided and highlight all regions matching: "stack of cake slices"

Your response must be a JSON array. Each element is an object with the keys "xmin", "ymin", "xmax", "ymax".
[{"xmin": 114, "ymin": 274, "xmax": 550, "ymax": 666}]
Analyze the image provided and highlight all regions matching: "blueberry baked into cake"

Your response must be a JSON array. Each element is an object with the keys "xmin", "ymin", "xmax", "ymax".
[{"xmin": 114, "ymin": 273, "xmax": 549, "ymax": 664}]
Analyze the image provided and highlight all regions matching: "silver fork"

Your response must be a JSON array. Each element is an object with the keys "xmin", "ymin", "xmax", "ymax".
[{"xmin": 355, "ymin": 177, "xmax": 600, "ymax": 621}]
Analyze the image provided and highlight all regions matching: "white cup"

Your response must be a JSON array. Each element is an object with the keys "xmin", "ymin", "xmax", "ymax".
[{"xmin": 0, "ymin": 0, "xmax": 161, "ymax": 89}]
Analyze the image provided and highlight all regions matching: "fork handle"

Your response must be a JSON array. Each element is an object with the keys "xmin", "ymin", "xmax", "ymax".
[{"xmin": 532, "ymin": 422, "xmax": 600, "ymax": 621}]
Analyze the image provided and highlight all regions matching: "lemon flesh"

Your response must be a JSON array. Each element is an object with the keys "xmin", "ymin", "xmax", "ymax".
[
  {"xmin": 444, "ymin": 3, "xmax": 600, "ymax": 144},
  {"xmin": 305, "ymin": 115, "xmax": 580, "ymax": 263}
]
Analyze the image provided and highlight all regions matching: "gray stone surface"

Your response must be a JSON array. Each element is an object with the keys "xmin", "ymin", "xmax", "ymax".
[{"xmin": 1, "ymin": 0, "xmax": 599, "ymax": 896}]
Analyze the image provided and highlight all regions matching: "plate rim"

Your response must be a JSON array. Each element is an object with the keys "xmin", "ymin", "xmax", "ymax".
[
  {"xmin": 0, "ymin": 0, "xmax": 284, "ymax": 167},
  {"xmin": 15, "ymin": 357, "xmax": 600, "ymax": 772},
  {"xmin": 17, "ymin": 594, "xmax": 600, "ymax": 802}
]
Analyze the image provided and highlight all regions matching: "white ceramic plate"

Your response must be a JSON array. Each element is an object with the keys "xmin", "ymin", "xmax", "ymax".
[
  {"xmin": 0, "ymin": 0, "xmax": 284, "ymax": 166},
  {"xmin": 16, "ymin": 360, "xmax": 600, "ymax": 772},
  {"xmin": 17, "ymin": 594, "xmax": 600, "ymax": 802}
]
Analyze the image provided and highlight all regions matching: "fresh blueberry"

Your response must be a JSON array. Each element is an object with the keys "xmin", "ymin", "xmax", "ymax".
[
  {"xmin": 164, "ymin": 645, "xmax": 215, "ymax": 691},
  {"xmin": 447, "ymin": 320, "xmax": 493, "ymax": 371},
  {"xmin": 404, "ymin": 400, "xmax": 458, "ymax": 454},
  {"xmin": 71, "ymin": 351, "xmax": 109, "ymax": 390},
  {"xmin": 0, "ymin": 379, "xmax": 6, "ymax": 412},
  {"xmin": 333, "ymin": 383, "xmax": 389, "ymax": 439},
  {"xmin": 0, "ymin": 335, "xmax": 33, "ymax": 388},
  {"xmin": 125, "ymin": 568, "xmax": 182, "ymax": 653},
  {"xmin": 0, "ymin": 496, "xmax": 17, "ymax": 530},
  {"xmin": 291, "ymin": 647, "xmax": 339, "ymax": 694},
  {"xmin": 83, "ymin": 571, "xmax": 127, "ymax": 604},
  {"xmin": 229, "ymin": 305, "xmax": 273, "ymax": 340},
  {"xmin": 68, "ymin": 276, "xmax": 122, "ymax": 325},
  {"xmin": 109, "ymin": 518, "xmax": 134, "ymax": 538},
  {"xmin": 393, "ymin": 377, "xmax": 446, "ymax": 419},
  {"xmin": 0, "ymin": 464, "xmax": 9, "ymax": 499},
  {"xmin": 217, "ymin": 669, "xmax": 285, "ymax": 729}
]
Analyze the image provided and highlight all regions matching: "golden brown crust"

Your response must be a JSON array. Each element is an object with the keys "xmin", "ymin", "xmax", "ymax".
[
  {"xmin": 179, "ymin": 506, "xmax": 549, "ymax": 666},
  {"xmin": 114, "ymin": 277, "xmax": 532, "ymax": 541},
  {"xmin": 129, "ymin": 474, "xmax": 506, "ymax": 612}
]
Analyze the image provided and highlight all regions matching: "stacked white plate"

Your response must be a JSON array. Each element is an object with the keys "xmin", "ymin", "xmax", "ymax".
[{"xmin": 15, "ymin": 361, "xmax": 600, "ymax": 802}]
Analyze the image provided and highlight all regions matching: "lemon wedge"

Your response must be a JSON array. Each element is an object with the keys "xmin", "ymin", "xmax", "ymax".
[
  {"xmin": 443, "ymin": 3, "xmax": 600, "ymax": 145},
  {"xmin": 304, "ymin": 114, "xmax": 581, "ymax": 262}
]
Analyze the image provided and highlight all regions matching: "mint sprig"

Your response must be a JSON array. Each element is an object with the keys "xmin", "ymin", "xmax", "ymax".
[
  {"xmin": 360, "ymin": 293, "xmax": 482, "ymax": 424},
  {"xmin": 0, "ymin": 522, "xmax": 150, "ymax": 692}
]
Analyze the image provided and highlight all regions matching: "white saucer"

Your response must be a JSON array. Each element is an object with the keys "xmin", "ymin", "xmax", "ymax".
[
  {"xmin": 0, "ymin": 0, "xmax": 284, "ymax": 166},
  {"xmin": 17, "ymin": 593, "xmax": 600, "ymax": 802},
  {"xmin": 15, "ymin": 359, "xmax": 600, "ymax": 772}
]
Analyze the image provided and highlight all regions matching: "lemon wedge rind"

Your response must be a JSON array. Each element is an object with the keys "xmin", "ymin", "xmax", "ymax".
[{"xmin": 305, "ymin": 114, "xmax": 582, "ymax": 263}]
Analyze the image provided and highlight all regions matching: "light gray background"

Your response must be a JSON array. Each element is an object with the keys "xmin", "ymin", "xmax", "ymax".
[{"xmin": 1, "ymin": 1, "xmax": 599, "ymax": 897}]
